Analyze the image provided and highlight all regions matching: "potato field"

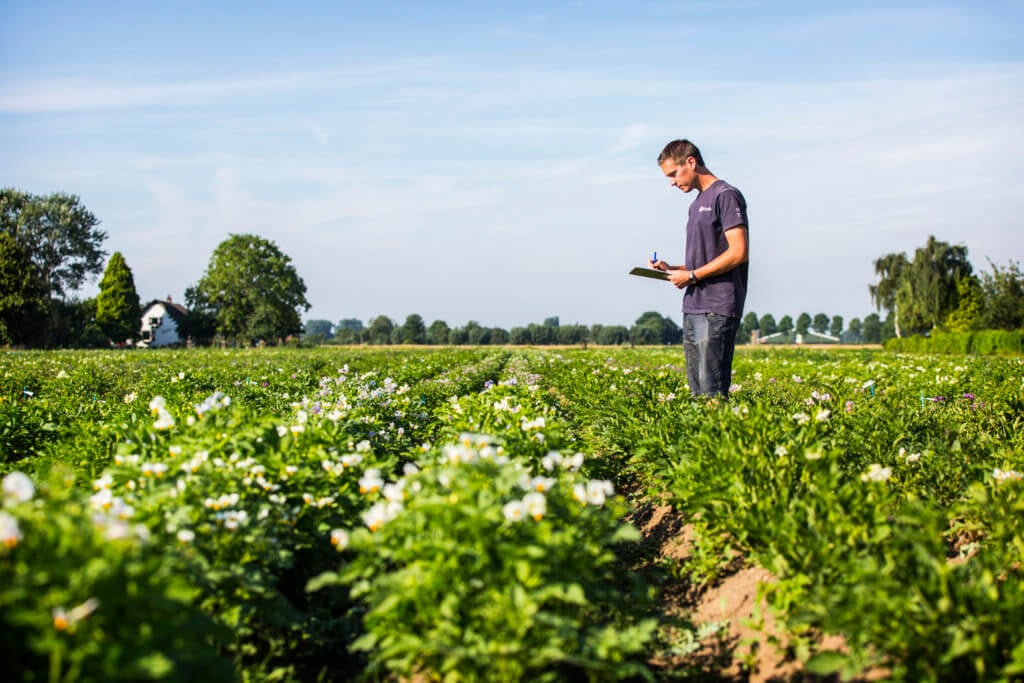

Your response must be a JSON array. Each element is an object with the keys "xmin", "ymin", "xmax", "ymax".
[{"xmin": 1, "ymin": 347, "xmax": 1022, "ymax": 682}]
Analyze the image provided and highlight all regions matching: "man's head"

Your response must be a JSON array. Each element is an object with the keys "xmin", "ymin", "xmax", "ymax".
[{"xmin": 658, "ymin": 139, "xmax": 708, "ymax": 193}]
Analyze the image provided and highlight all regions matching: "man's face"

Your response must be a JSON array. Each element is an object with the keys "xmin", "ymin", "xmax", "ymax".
[{"xmin": 660, "ymin": 156, "xmax": 696, "ymax": 193}]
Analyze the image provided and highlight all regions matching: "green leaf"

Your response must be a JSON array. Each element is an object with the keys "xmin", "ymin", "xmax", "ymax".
[
  {"xmin": 133, "ymin": 653, "xmax": 174, "ymax": 677},
  {"xmin": 305, "ymin": 571, "xmax": 341, "ymax": 593},
  {"xmin": 610, "ymin": 524, "xmax": 641, "ymax": 543},
  {"xmin": 804, "ymin": 650, "xmax": 849, "ymax": 676}
]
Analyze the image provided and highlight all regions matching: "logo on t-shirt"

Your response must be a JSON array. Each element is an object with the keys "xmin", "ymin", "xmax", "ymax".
[{"xmin": 698, "ymin": 206, "xmax": 713, "ymax": 213}]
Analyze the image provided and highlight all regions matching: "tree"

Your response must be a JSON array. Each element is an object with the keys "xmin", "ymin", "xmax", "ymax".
[
  {"xmin": 862, "ymin": 313, "xmax": 882, "ymax": 343},
  {"xmin": 427, "ymin": 320, "xmax": 450, "ymax": 345},
  {"xmin": 632, "ymin": 311, "xmax": 680, "ymax": 345},
  {"xmin": 304, "ymin": 319, "xmax": 334, "ymax": 343},
  {"xmin": 95, "ymin": 252, "xmax": 141, "ymax": 344},
  {"xmin": 597, "ymin": 325, "xmax": 629, "ymax": 345},
  {"xmin": 0, "ymin": 232, "xmax": 50, "ymax": 346},
  {"xmin": 558, "ymin": 324, "xmax": 589, "ymax": 345},
  {"xmin": 188, "ymin": 234, "xmax": 310, "ymax": 344},
  {"xmin": 777, "ymin": 315, "xmax": 793, "ymax": 334},
  {"xmin": 881, "ymin": 312, "xmax": 897, "ymax": 342},
  {"xmin": 488, "ymin": 327, "xmax": 510, "ymax": 345},
  {"xmin": 811, "ymin": 313, "xmax": 830, "ymax": 335},
  {"xmin": 795, "ymin": 313, "xmax": 811, "ymax": 335},
  {"xmin": 509, "ymin": 327, "xmax": 531, "ymax": 345},
  {"xmin": 897, "ymin": 237, "xmax": 972, "ymax": 334},
  {"xmin": 365, "ymin": 316, "xmax": 394, "ymax": 345},
  {"xmin": 48, "ymin": 297, "xmax": 107, "ymax": 349},
  {"xmin": 869, "ymin": 251, "xmax": 909, "ymax": 337},
  {"xmin": 448, "ymin": 327, "xmax": 468, "ymax": 345},
  {"xmin": 829, "ymin": 315, "xmax": 844, "ymax": 338},
  {"xmin": 846, "ymin": 317, "xmax": 863, "ymax": 343},
  {"xmin": 759, "ymin": 314, "xmax": 777, "ymax": 336},
  {"xmin": 944, "ymin": 276, "xmax": 985, "ymax": 333},
  {"xmin": 870, "ymin": 236, "xmax": 972, "ymax": 337},
  {"xmin": 979, "ymin": 259, "xmax": 1024, "ymax": 330},
  {"xmin": 740, "ymin": 312, "xmax": 759, "ymax": 343},
  {"xmin": 465, "ymin": 321, "xmax": 489, "ymax": 345},
  {"xmin": 0, "ymin": 189, "xmax": 107, "ymax": 299},
  {"xmin": 179, "ymin": 285, "xmax": 218, "ymax": 346},
  {"xmin": 528, "ymin": 323, "xmax": 555, "ymax": 345},
  {"xmin": 400, "ymin": 314, "xmax": 427, "ymax": 344},
  {"xmin": 336, "ymin": 318, "xmax": 364, "ymax": 344}
]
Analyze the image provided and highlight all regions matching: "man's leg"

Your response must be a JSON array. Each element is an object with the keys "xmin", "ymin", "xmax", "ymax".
[
  {"xmin": 706, "ymin": 314, "xmax": 740, "ymax": 396},
  {"xmin": 682, "ymin": 313, "xmax": 711, "ymax": 395}
]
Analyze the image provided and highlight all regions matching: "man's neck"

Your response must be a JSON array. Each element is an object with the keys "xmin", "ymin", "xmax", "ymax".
[{"xmin": 696, "ymin": 172, "xmax": 719, "ymax": 193}]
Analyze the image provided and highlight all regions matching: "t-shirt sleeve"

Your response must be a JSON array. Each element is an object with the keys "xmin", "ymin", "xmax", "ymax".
[{"xmin": 717, "ymin": 189, "xmax": 748, "ymax": 231}]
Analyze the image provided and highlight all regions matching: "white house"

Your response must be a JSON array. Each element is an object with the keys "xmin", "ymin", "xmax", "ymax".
[{"xmin": 137, "ymin": 297, "xmax": 189, "ymax": 348}]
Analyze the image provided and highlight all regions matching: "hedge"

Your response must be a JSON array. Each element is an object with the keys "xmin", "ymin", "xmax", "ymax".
[{"xmin": 884, "ymin": 329, "xmax": 1024, "ymax": 355}]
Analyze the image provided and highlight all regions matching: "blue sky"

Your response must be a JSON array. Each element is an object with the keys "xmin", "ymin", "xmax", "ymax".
[{"xmin": 2, "ymin": 1, "xmax": 1022, "ymax": 329}]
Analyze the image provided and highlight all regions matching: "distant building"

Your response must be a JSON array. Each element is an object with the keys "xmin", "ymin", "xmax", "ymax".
[
  {"xmin": 757, "ymin": 331, "xmax": 794, "ymax": 344},
  {"xmin": 757, "ymin": 330, "xmax": 840, "ymax": 345},
  {"xmin": 798, "ymin": 330, "xmax": 841, "ymax": 344},
  {"xmin": 138, "ymin": 296, "xmax": 189, "ymax": 348}
]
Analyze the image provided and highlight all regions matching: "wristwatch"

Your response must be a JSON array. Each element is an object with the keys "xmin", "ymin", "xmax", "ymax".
[{"xmin": 688, "ymin": 270, "xmax": 699, "ymax": 285}]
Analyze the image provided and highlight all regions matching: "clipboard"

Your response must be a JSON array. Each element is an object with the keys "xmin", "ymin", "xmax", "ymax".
[{"xmin": 629, "ymin": 267, "xmax": 669, "ymax": 281}]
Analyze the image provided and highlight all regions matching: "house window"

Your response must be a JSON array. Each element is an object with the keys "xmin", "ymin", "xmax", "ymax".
[{"xmin": 148, "ymin": 317, "xmax": 161, "ymax": 327}]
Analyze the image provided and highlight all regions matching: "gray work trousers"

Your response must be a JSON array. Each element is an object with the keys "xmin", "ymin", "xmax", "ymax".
[{"xmin": 682, "ymin": 313, "xmax": 740, "ymax": 397}]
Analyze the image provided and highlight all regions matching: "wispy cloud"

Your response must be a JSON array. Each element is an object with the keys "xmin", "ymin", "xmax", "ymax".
[{"xmin": 0, "ymin": 63, "xmax": 420, "ymax": 113}]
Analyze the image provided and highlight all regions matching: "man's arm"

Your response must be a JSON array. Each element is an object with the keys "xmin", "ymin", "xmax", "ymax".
[
  {"xmin": 694, "ymin": 226, "xmax": 748, "ymax": 280},
  {"xmin": 666, "ymin": 226, "xmax": 747, "ymax": 288}
]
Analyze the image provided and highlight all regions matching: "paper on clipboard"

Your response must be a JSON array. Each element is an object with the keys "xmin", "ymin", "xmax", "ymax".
[{"xmin": 629, "ymin": 267, "xmax": 670, "ymax": 281}]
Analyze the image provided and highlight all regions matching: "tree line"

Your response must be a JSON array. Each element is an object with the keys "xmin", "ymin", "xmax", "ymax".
[
  {"xmin": 301, "ymin": 310, "xmax": 898, "ymax": 347},
  {"xmin": 3, "ymin": 189, "xmax": 1020, "ymax": 349},
  {"xmin": 303, "ymin": 313, "xmax": 674, "ymax": 347}
]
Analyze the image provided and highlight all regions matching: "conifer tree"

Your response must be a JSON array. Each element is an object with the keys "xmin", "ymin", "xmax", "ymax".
[{"xmin": 95, "ymin": 251, "xmax": 141, "ymax": 344}]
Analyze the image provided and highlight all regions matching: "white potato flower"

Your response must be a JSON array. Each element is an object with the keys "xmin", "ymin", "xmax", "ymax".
[
  {"xmin": 153, "ymin": 409, "xmax": 175, "ymax": 431},
  {"xmin": 585, "ymin": 480, "xmax": 615, "ymax": 506},
  {"xmin": 502, "ymin": 500, "xmax": 526, "ymax": 522},
  {"xmin": 993, "ymin": 468, "xmax": 1023, "ymax": 483},
  {"xmin": 860, "ymin": 464, "xmax": 892, "ymax": 483},
  {"xmin": 330, "ymin": 528, "xmax": 349, "ymax": 551},
  {"xmin": 2, "ymin": 472, "xmax": 35, "ymax": 505},
  {"xmin": 522, "ymin": 492, "xmax": 547, "ymax": 520},
  {"xmin": 358, "ymin": 469, "xmax": 384, "ymax": 494},
  {"xmin": 0, "ymin": 511, "xmax": 22, "ymax": 549}
]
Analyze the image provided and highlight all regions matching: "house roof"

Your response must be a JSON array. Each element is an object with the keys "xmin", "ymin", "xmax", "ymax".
[{"xmin": 142, "ymin": 298, "xmax": 189, "ymax": 323}]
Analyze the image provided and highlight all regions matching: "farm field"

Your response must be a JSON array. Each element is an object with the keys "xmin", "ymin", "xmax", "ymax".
[{"xmin": 1, "ymin": 346, "xmax": 1023, "ymax": 682}]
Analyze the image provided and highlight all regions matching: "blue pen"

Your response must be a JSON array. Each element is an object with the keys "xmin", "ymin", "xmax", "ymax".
[{"xmin": 652, "ymin": 251, "xmax": 657, "ymax": 263}]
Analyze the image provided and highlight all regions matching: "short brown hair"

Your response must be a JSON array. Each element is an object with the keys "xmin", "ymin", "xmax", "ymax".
[{"xmin": 658, "ymin": 139, "xmax": 705, "ymax": 167}]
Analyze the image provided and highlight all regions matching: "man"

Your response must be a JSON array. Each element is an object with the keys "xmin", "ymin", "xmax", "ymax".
[{"xmin": 649, "ymin": 139, "xmax": 749, "ymax": 397}]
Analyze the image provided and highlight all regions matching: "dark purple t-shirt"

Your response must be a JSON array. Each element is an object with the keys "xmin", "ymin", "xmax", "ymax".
[{"xmin": 683, "ymin": 180, "xmax": 748, "ymax": 318}]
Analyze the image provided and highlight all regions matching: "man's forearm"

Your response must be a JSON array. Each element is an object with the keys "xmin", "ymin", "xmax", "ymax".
[{"xmin": 693, "ymin": 251, "xmax": 744, "ymax": 280}]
